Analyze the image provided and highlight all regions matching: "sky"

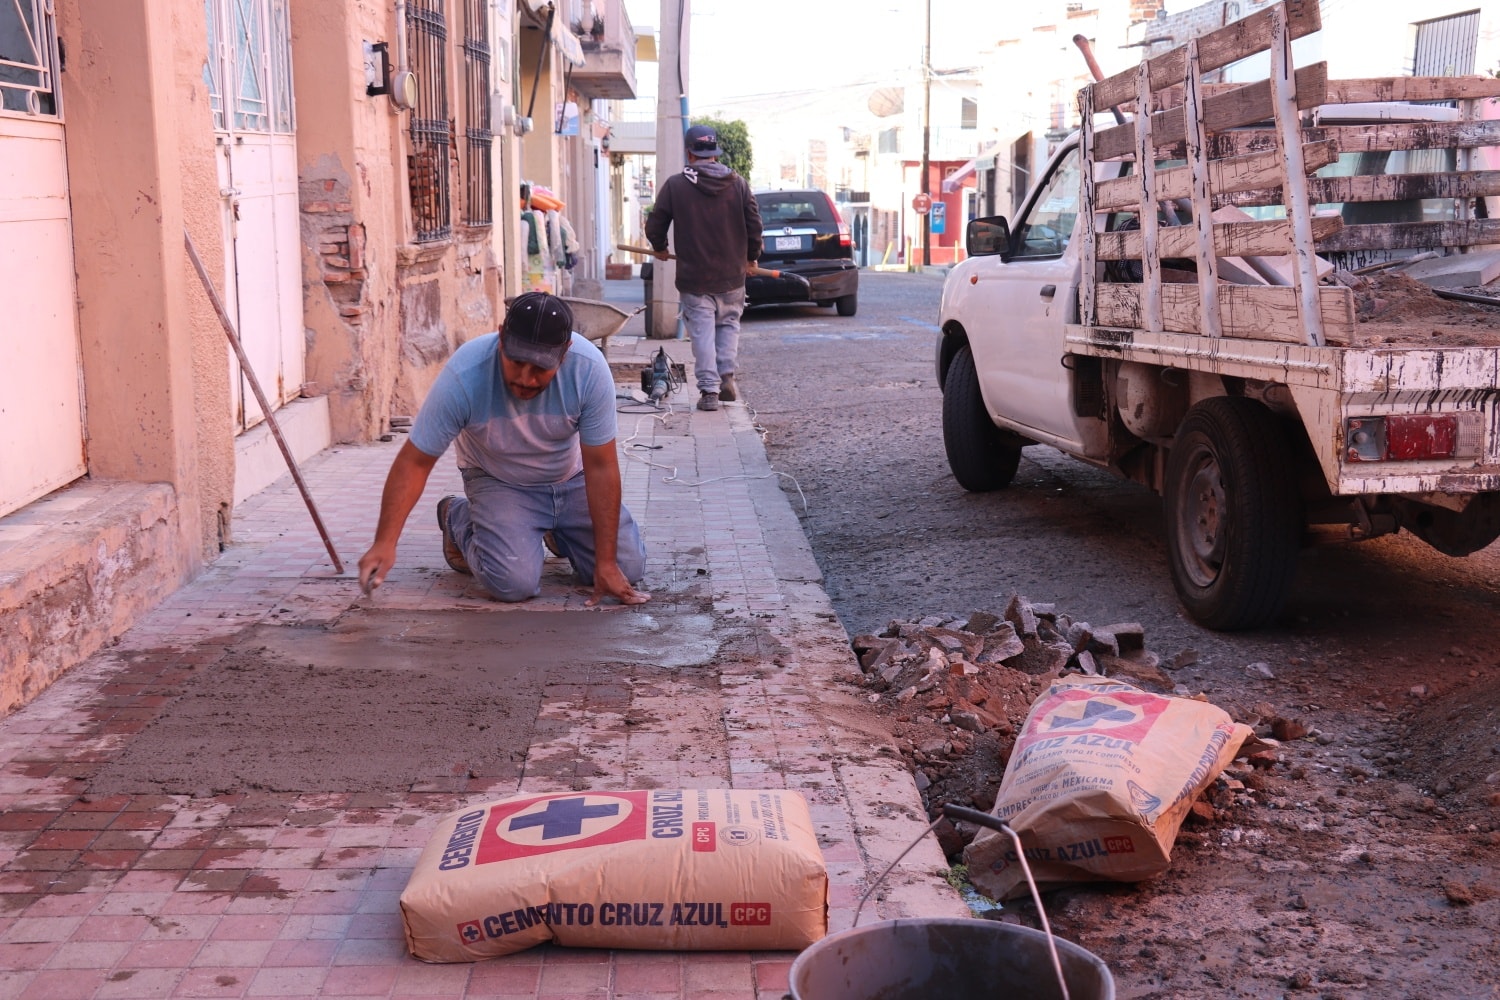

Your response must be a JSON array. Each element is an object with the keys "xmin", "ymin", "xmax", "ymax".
[{"xmin": 621, "ymin": 0, "xmax": 1008, "ymax": 124}]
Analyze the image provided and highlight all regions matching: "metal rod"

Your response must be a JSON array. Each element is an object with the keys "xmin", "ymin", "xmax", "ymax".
[
  {"xmin": 183, "ymin": 229, "xmax": 346, "ymax": 575},
  {"xmin": 1433, "ymin": 287, "xmax": 1500, "ymax": 307}
]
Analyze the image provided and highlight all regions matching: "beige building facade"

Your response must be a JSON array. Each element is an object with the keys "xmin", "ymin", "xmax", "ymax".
[{"xmin": 0, "ymin": 0, "xmax": 635, "ymax": 715}]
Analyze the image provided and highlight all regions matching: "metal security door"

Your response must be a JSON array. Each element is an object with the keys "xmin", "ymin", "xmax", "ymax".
[
  {"xmin": 205, "ymin": 0, "xmax": 303, "ymax": 431},
  {"xmin": 0, "ymin": 1, "xmax": 85, "ymax": 517}
]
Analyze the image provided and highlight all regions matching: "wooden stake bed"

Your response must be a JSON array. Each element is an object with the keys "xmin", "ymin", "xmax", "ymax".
[{"xmin": 1075, "ymin": 0, "xmax": 1500, "ymax": 350}]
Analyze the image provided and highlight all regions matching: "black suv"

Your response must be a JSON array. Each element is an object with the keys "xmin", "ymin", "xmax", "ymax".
[{"xmin": 748, "ymin": 189, "xmax": 859, "ymax": 316}]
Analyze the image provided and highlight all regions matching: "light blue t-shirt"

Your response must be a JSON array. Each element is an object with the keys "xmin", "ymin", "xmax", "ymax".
[{"xmin": 409, "ymin": 332, "xmax": 616, "ymax": 486}]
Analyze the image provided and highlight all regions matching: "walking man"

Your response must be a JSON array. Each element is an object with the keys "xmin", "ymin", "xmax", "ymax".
[
  {"xmin": 357, "ymin": 292, "xmax": 650, "ymax": 606},
  {"xmin": 645, "ymin": 124, "xmax": 763, "ymax": 411}
]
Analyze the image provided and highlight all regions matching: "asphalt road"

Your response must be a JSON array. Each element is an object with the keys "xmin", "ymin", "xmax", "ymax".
[{"xmin": 737, "ymin": 267, "xmax": 1500, "ymax": 998}]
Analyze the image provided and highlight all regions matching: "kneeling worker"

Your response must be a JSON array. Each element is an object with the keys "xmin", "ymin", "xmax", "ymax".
[{"xmin": 357, "ymin": 292, "xmax": 650, "ymax": 606}]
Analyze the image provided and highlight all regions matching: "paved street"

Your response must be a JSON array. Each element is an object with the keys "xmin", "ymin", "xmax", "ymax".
[{"xmin": 0, "ymin": 280, "xmax": 964, "ymax": 1000}]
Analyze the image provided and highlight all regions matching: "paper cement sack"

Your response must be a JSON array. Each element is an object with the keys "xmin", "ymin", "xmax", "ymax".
[
  {"xmin": 965, "ymin": 675, "xmax": 1250, "ymax": 901},
  {"xmin": 400, "ymin": 789, "xmax": 828, "ymax": 962}
]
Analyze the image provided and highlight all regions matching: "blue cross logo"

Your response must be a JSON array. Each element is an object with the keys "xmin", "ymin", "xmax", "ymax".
[
  {"xmin": 508, "ymin": 797, "xmax": 620, "ymax": 840},
  {"xmin": 460, "ymin": 922, "xmax": 482, "ymax": 942},
  {"xmin": 1048, "ymin": 699, "xmax": 1138, "ymax": 730}
]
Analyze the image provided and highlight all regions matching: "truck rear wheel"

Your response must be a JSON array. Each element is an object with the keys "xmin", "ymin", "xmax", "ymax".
[
  {"xmin": 1165, "ymin": 397, "xmax": 1301, "ymax": 630},
  {"xmin": 942, "ymin": 344, "xmax": 1023, "ymax": 491}
]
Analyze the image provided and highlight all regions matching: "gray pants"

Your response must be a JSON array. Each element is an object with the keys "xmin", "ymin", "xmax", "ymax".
[
  {"xmin": 681, "ymin": 288, "xmax": 746, "ymax": 393},
  {"xmin": 445, "ymin": 468, "xmax": 646, "ymax": 602}
]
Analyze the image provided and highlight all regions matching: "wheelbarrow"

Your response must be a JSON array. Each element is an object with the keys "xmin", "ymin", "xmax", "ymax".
[{"xmin": 503, "ymin": 296, "xmax": 643, "ymax": 353}]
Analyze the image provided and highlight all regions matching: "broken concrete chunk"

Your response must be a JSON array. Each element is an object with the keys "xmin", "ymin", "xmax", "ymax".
[
  {"xmin": 917, "ymin": 615, "xmax": 947, "ymax": 629},
  {"xmin": 1167, "ymin": 649, "xmax": 1200, "ymax": 670},
  {"xmin": 962, "ymin": 611, "xmax": 1001, "ymax": 635},
  {"xmin": 979, "ymin": 623, "xmax": 1026, "ymax": 663},
  {"xmin": 928, "ymin": 627, "xmax": 982, "ymax": 660},
  {"xmin": 1076, "ymin": 650, "xmax": 1099, "ymax": 675},
  {"xmin": 1003, "ymin": 594, "xmax": 1039, "ymax": 638},
  {"xmin": 1245, "ymin": 662, "xmax": 1276, "ymax": 680},
  {"xmin": 1065, "ymin": 622, "xmax": 1095, "ymax": 654},
  {"xmin": 1100, "ymin": 623, "xmax": 1145, "ymax": 654}
]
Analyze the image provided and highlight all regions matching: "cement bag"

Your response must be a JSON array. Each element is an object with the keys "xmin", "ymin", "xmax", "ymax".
[
  {"xmin": 400, "ymin": 789, "xmax": 828, "ymax": 962},
  {"xmin": 965, "ymin": 675, "xmax": 1250, "ymax": 901}
]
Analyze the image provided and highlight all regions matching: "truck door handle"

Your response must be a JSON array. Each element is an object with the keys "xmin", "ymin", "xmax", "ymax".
[{"xmin": 1040, "ymin": 284, "xmax": 1057, "ymax": 300}]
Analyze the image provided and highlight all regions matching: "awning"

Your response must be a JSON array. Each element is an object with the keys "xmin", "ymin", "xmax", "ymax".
[
  {"xmin": 521, "ymin": 2, "xmax": 586, "ymax": 67},
  {"xmin": 550, "ymin": 14, "xmax": 585, "ymax": 67},
  {"xmin": 942, "ymin": 142, "xmax": 1001, "ymax": 194}
]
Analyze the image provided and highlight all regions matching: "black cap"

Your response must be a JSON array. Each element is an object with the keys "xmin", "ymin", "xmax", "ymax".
[
  {"xmin": 685, "ymin": 124, "xmax": 722, "ymax": 158},
  {"xmin": 500, "ymin": 292, "xmax": 573, "ymax": 369}
]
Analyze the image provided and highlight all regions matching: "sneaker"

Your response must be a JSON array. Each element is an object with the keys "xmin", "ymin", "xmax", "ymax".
[
  {"xmin": 436, "ymin": 496, "xmax": 471, "ymax": 575},
  {"xmin": 718, "ymin": 374, "xmax": 738, "ymax": 402},
  {"xmin": 697, "ymin": 391, "xmax": 720, "ymax": 411}
]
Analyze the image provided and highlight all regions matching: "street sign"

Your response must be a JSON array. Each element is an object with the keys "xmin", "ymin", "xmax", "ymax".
[
  {"xmin": 911, "ymin": 192, "xmax": 932, "ymax": 215},
  {"xmin": 930, "ymin": 201, "xmax": 946, "ymax": 235}
]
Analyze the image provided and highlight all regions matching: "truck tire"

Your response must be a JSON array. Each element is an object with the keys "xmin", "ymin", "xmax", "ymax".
[
  {"xmin": 942, "ymin": 344, "xmax": 1023, "ymax": 491},
  {"xmin": 836, "ymin": 293, "xmax": 858, "ymax": 317},
  {"xmin": 1165, "ymin": 397, "xmax": 1301, "ymax": 630}
]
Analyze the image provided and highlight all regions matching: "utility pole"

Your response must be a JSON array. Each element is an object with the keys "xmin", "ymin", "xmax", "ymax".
[
  {"xmin": 920, "ymin": 0, "xmax": 931, "ymax": 268},
  {"xmin": 650, "ymin": 0, "xmax": 688, "ymax": 338}
]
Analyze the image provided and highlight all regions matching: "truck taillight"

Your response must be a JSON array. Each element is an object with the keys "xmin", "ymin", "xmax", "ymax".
[{"xmin": 1344, "ymin": 414, "xmax": 1475, "ymax": 463}]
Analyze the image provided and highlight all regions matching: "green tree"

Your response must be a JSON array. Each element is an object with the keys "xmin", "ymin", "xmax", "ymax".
[{"xmin": 692, "ymin": 117, "xmax": 753, "ymax": 180}]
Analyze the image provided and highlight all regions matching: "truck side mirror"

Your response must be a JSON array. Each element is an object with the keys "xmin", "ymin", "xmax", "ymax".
[{"xmin": 966, "ymin": 216, "xmax": 1011, "ymax": 258}]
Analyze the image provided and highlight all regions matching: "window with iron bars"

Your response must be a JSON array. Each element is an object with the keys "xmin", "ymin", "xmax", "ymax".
[
  {"xmin": 407, "ymin": 0, "xmax": 452, "ymax": 242},
  {"xmin": 461, "ymin": 0, "xmax": 493, "ymax": 227}
]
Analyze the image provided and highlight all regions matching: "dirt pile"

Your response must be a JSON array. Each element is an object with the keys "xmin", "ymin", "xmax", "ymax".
[{"xmin": 850, "ymin": 596, "xmax": 1303, "ymax": 860}]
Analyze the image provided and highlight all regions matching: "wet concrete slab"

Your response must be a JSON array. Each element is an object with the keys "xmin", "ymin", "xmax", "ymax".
[{"xmin": 86, "ymin": 609, "xmax": 721, "ymax": 798}]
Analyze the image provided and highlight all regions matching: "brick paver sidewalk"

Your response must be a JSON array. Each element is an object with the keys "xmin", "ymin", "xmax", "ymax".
[{"xmin": 0, "ymin": 321, "xmax": 963, "ymax": 999}]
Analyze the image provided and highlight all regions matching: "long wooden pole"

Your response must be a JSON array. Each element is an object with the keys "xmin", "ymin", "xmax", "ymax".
[{"xmin": 183, "ymin": 230, "xmax": 345, "ymax": 574}]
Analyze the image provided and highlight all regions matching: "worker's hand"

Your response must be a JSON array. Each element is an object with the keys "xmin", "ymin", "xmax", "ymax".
[
  {"xmin": 358, "ymin": 541, "xmax": 397, "ymax": 596},
  {"xmin": 587, "ymin": 561, "xmax": 652, "ymax": 607},
  {"xmin": 652, "ymin": 248, "xmax": 670, "ymax": 261}
]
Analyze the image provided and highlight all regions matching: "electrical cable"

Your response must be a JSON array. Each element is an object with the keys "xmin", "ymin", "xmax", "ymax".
[{"xmin": 616, "ymin": 405, "xmax": 810, "ymax": 515}]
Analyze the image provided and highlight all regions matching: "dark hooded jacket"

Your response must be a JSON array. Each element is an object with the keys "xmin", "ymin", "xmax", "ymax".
[{"xmin": 644, "ymin": 161, "xmax": 763, "ymax": 295}]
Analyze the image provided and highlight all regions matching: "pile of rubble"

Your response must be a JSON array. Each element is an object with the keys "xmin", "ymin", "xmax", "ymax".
[{"xmin": 850, "ymin": 595, "xmax": 1279, "ymax": 857}]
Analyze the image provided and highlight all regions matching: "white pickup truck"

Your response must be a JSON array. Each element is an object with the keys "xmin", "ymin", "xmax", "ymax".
[{"xmin": 936, "ymin": 2, "xmax": 1500, "ymax": 629}]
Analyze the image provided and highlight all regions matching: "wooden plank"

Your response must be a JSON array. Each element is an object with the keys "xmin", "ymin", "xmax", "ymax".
[
  {"xmin": 1094, "ymin": 283, "xmax": 1355, "ymax": 345},
  {"xmin": 1090, "ymin": 0, "xmax": 1321, "ymax": 112},
  {"xmin": 1268, "ymin": 1, "xmax": 1323, "ymax": 347},
  {"xmin": 1097, "ymin": 215, "xmax": 1344, "ymax": 261},
  {"xmin": 1326, "ymin": 76, "xmax": 1500, "ymax": 104},
  {"xmin": 1094, "ymin": 63, "xmax": 1327, "ymax": 161},
  {"xmin": 1184, "ymin": 40, "xmax": 1223, "ymax": 339},
  {"xmin": 1214, "ymin": 171, "xmax": 1500, "ymax": 208},
  {"xmin": 1316, "ymin": 218, "xmax": 1500, "ymax": 252},
  {"xmin": 1079, "ymin": 86, "xmax": 1098, "ymax": 328},
  {"xmin": 1135, "ymin": 58, "xmax": 1162, "ymax": 334},
  {"xmin": 1205, "ymin": 119, "xmax": 1500, "ymax": 158},
  {"xmin": 1095, "ymin": 141, "xmax": 1339, "ymax": 212}
]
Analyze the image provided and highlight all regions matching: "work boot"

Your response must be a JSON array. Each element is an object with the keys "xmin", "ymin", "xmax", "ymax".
[
  {"xmin": 436, "ymin": 496, "xmax": 471, "ymax": 575},
  {"xmin": 718, "ymin": 374, "xmax": 738, "ymax": 402},
  {"xmin": 542, "ymin": 531, "xmax": 562, "ymax": 559},
  {"xmin": 697, "ymin": 391, "xmax": 720, "ymax": 411}
]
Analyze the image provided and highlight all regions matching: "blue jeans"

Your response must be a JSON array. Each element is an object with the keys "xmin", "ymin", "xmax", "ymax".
[
  {"xmin": 444, "ymin": 468, "xmax": 646, "ymax": 601},
  {"xmin": 681, "ymin": 288, "xmax": 745, "ymax": 393}
]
